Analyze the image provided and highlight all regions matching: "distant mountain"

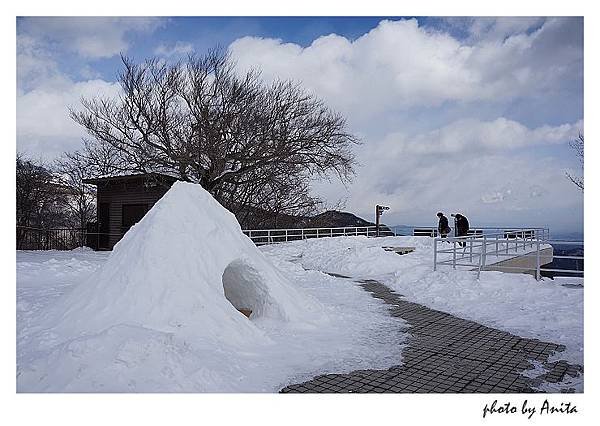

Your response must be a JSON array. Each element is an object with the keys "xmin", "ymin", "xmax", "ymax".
[
  {"xmin": 239, "ymin": 208, "xmax": 393, "ymax": 233},
  {"xmin": 305, "ymin": 210, "xmax": 394, "ymax": 234},
  {"xmin": 550, "ymin": 232, "xmax": 584, "ymax": 241},
  {"xmin": 306, "ymin": 211, "xmax": 375, "ymax": 228}
]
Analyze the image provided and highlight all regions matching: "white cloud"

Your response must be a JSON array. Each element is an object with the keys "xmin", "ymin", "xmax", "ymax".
[
  {"xmin": 229, "ymin": 18, "xmax": 582, "ymax": 117},
  {"xmin": 18, "ymin": 17, "xmax": 164, "ymax": 59},
  {"xmin": 154, "ymin": 41, "xmax": 194, "ymax": 57},
  {"xmin": 311, "ymin": 118, "xmax": 583, "ymax": 228},
  {"xmin": 16, "ymin": 17, "xmax": 158, "ymax": 159},
  {"xmin": 464, "ymin": 17, "xmax": 546, "ymax": 42},
  {"xmin": 399, "ymin": 118, "xmax": 583, "ymax": 155},
  {"xmin": 228, "ymin": 17, "xmax": 583, "ymax": 230},
  {"xmin": 16, "ymin": 31, "xmax": 121, "ymax": 159},
  {"xmin": 17, "ymin": 78, "xmax": 121, "ymax": 159},
  {"xmin": 17, "ymin": 34, "xmax": 63, "ymax": 92}
]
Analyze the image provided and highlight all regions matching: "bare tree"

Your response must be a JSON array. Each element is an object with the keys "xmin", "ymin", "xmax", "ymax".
[
  {"xmin": 70, "ymin": 49, "xmax": 358, "ymax": 227},
  {"xmin": 566, "ymin": 133, "xmax": 584, "ymax": 191},
  {"xmin": 54, "ymin": 152, "xmax": 97, "ymax": 229},
  {"xmin": 16, "ymin": 154, "xmax": 70, "ymax": 246}
]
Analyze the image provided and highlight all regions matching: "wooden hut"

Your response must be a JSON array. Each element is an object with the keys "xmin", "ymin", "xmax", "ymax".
[{"xmin": 83, "ymin": 173, "xmax": 178, "ymax": 250}]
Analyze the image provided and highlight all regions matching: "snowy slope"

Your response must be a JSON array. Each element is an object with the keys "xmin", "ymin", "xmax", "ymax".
[{"xmin": 261, "ymin": 236, "xmax": 583, "ymax": 366}]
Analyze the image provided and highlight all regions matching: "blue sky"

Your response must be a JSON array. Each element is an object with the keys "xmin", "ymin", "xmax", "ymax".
[
  {"xmin": 16, "ymin": 17, "xmax": 584, "ymax": 233},
  {"xmin": 22, "ymin": 17, "xmax": 436, "ymax": 82}
]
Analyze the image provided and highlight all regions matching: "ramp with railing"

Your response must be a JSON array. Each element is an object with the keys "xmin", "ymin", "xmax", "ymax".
[{"xmin": 432, "ymin": 228, "xmax": 583, "ymax": 280}]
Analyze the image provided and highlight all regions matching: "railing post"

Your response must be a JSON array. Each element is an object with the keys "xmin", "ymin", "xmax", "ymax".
[
  {"xmin": 478, "ymin": 235, "xmax": 487, "ymax": 279},
  {"xmin": 433, "ymin": 238, "xmax": 438, "ymax": 271},
  {"xmin": 285, "ymin": 229, "xmax": 288, "ymax": 242},
  {"xmin": 536, "ymin": 238, "xmax": 541, "ymax": 281},
  {"xmin": 316, "ymin": 229, "xmax": 319, "ymax": 239},
  {"xmin": 469, "ymin": 238, "xmax": 473, "ymax": 263},
  {"xmin": 452, "ymin": 241, "xmax": 457, "ymax": 269},
  {"xmin": 355, "ymin": 227, "xmax": 358, "ymax": 236},
  {"xmin": 301, "ymin": 229, "xmax": 304, "ymax": 240}
]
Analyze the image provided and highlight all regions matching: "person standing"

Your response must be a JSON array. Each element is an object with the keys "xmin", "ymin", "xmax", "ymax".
[
  {"xmin": 453, "ymin": 213, "xmax": 470, "ymax": 247},
  {"xmin": 437, "ymin": 212, "xmax": 451, "ymax": 238}
]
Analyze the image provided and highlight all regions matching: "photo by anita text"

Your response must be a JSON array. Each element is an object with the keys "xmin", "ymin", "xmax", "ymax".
[{"xmin": 482, "ymin": 399, "xmax": 578, "ymax": 419}]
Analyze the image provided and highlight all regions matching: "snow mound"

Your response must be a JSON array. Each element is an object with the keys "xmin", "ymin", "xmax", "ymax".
[{"xmin": 37, "ymin": 181, "xmax": 323, "ymax": 347}]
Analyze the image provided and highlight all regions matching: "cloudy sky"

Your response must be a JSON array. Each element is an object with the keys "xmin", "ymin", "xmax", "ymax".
[{"xmin": 16, "ymin": 16, "xmax": 584, "ymax": 233}]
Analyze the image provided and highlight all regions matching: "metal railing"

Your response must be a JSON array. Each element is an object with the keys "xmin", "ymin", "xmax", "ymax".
[
  {"xmin": 535, "ymin": 238, "xmax": 584, "ymax": 278},
  {"xmin": 397, "ymin": 225, "xmax": 551, "ymax": 240},
  {"xmin": 16, "ymin": 226, "xmax": 86, "ymax": 250},
  {"xmin": 17, "ymin": 225, "xmax": 397, "ymax": 250},
  {"xmin": 433, "ymin": 228, "xmax": 583, "ymax": 280},
  {"xmin": 17, "ymin": 224, "xmax": 581, "ymax": 282},
  {"xmin": 242, "ymin": 225, "xmax": 396, "ymax": 245},
  {"xmin": 16, "ymin": 226, "xmax": 123, "ymax": 251}
]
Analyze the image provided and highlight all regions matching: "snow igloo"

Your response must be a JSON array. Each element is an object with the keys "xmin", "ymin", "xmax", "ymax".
[{"xmin": 40, "ymin": 181, "xmax": 321, "ymax": 345}]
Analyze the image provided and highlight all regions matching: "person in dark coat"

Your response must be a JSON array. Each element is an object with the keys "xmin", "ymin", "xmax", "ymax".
[
  {"xmin": 437, "ymin": 212, "xmax": 451, "ymax": 238},
  {"xmin": 452, "ymin": 213, "xmax": 470, "ymax": 247}
]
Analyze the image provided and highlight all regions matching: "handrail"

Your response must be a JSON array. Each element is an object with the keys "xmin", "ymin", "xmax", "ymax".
[
  {"xmin": 433, "ymin": 231, "xmax": 582, "ymax": 280},
  {"xmin": 241, "ymin": 225, "xmax": 396, "ymax": 245},
  {"xmin": 243, "ymin": 225, "xmax": 385, "ymax": 233}
]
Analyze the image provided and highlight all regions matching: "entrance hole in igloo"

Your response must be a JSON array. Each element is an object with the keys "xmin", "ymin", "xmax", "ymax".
[{"xmin": 222, "ymin": 259, "xmax": 269, "ymax": 319}]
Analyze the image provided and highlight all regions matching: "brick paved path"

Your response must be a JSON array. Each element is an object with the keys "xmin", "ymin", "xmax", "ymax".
[{"xmin": 281, "ymin": 275, "xmax": 582, "ymax": 393}]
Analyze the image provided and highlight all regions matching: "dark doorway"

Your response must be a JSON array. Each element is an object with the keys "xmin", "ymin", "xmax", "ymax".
[
  {"xmin": 98, "ymin": 203, "xmax": 110, "ymax": 249},
  {"xmin": 121, "ymin": 204, "xmax": 148, "ymax": 234}
]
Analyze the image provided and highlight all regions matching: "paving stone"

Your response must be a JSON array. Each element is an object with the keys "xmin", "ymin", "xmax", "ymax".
[{"xmin": 280, "ymin": 276, "xmax": 583, "ymax": 394}]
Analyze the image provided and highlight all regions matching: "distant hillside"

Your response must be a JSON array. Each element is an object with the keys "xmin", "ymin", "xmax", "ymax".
[
  {"xmin": 306, "ymin": 211, "xmax": 376, "ymax": 228},
  {"xmin": 238, "ymin": 208, "xmax": 392, "ymax": 233},
  {"xmin": 305, "ymin": 210, "xmax": 394, "ymax": 234}
]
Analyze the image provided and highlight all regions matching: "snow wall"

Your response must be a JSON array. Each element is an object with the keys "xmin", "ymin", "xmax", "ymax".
[{"xmin": 38, "ymin": 181, "xmax": 324, "ymax": 347}]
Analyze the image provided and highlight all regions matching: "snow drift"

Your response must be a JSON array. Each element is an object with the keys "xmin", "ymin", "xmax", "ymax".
[
  {"xmin": 18, "ymin": 183, "xmax": 407, "ymax": 392},
  {"xmin": 35, "ymin": 181, "xmax": 323, "ymax": 348}
]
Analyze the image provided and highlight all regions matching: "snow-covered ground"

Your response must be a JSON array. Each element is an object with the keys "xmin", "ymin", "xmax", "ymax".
[
  {"xmin": 261, "ymin": 236, "xmax": 583, "ymax": 367},
  {"xmin": 17, "ymin": 248, "xmax": 406, "ymax": 392},
  {"xmin": 17, "ymin": 232, "xmax": 582, "ymax": 392}
]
